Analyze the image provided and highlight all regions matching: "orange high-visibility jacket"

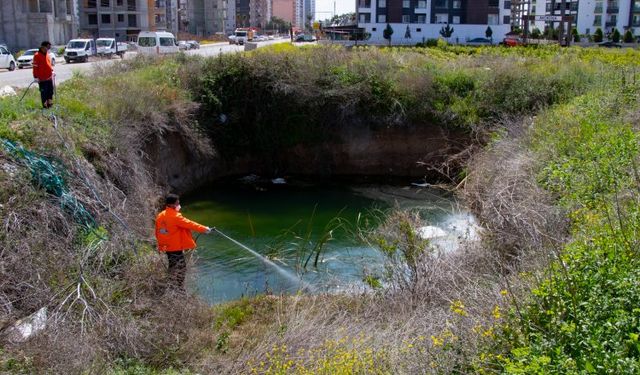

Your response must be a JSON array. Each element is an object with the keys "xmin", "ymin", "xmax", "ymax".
[
  {"xmin": 155, "ymin": 207, "xmax": 208, "ymax": 252},
  {"xmin": 32, "ymin": 51, "xmax": 53, "ymax": 81}
]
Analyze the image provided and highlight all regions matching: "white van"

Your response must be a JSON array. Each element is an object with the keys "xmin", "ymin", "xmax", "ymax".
[
  {"xmin": 64, "ymin": 39, "xmax": 96, "ymax": 63},
  {"xmin": 136, "ymin": 31, "xmax": 179, "ymax": 55}
]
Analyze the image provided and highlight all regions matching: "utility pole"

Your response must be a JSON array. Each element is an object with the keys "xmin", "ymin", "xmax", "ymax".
[{"xmin": 560, "ymin": 0, "xmax": 566, "ymax": 45}]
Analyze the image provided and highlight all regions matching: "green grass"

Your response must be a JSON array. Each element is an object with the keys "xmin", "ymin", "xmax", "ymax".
[{"xmin": 487, "ymin": 88, "xmax": 640, "ymax": 373}]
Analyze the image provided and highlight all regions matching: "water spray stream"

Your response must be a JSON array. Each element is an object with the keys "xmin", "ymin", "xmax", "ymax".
[{"xmin": 213, "ymin": 228, "xmax": 314, "ymax": 292}]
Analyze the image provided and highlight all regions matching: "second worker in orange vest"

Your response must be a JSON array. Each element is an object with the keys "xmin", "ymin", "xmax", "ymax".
[
  {"xmin": 32, "ymin": 41, "xmax": 54, "ymax": 109},
  {"xmin": 155, "ymin": 193, "xmax": 213, "ymax": 290}
]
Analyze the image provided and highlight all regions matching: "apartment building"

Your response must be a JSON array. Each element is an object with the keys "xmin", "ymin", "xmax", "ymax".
[
  {"xmin": 236, "ymin": 0, "xmax": 250, "ymax": 27},
  {"xmin": 574, "ymin": 0, "xmax": 639, "ymax": 34},
  {"xmin": 512, "ymin": 0, "xmax": 639, "ymax": 37},
  {"xmin": 357, "ymin": 0, "xmax": 512, "ymax": 43},
  {"xmin": 187, "ymin": 0, "xmax": 229, "ymax": 36},
  {"xmin": 250, "ymin": 0, "xmax": 273, "ymax": 28},
  {"xmin": 273, "ymin": 0, "xmax": 296, "ymax": 24},
  {"xmin": 0, "ymin": 0, "xmax": 78, "ymax": 50},
  {"xmin": 304, "ymin": 0, "xmax": 316, "ymax": 27},
  {"xmin": 79, "ymin": 0, "xmax": 180, "ymax": 41}
]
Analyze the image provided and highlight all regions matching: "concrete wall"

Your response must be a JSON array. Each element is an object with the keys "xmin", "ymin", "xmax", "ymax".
[
  {"xmin": 0, "ymin": 0, "xmax": 77, "ymax": 50},
  {"xmin": 360, "ymin": 22, "xmax": 511, "ymax": 44}
]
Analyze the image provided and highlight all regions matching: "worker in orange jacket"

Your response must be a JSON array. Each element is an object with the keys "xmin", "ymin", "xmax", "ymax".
[
  {"xmin": 32, "ymin": 41, "xmax": 54, "ymax": 109},
  {"xmin": 155, "ymin": 193, "xmax": 212, "ymax": 289}
]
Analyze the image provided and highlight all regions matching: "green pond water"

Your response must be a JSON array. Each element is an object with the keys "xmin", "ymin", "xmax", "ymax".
[{"xmin": 182, "ymin": 180, "xmax": 477, "ymax": 304}]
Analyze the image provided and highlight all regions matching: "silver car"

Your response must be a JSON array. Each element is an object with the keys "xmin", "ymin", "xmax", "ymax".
[{"xmin": 17, "ymin": 49, "xmax": 57, "ymax": 69}]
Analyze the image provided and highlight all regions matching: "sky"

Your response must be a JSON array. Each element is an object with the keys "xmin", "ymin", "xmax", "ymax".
[{"xmin": 316, "ymin": 0, "xmax": 356, "ymax": 20}]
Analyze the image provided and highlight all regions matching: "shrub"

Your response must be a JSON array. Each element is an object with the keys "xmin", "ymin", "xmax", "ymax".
[
  {"xmin": 624, "ymin": 29, "xmax": 634, "ymax": 43},
  {"xmin": 594, "ymin": 28, "xmax": 604, "ymax": 42},
  {"xmin": 612, "ymin": 28, "xmax": 621, "ymax": 42}
]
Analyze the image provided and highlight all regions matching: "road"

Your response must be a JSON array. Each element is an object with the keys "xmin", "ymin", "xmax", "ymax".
[{"xmin": 0, "ymin": 39, "xmax": 289, "ymax": 88}]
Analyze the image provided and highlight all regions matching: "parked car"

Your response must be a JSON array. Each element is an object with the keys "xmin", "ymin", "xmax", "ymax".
[
  {"xmin": 228, "ymin": 35, "xmax": 237, "ymax": 44},
  {"xmin": 64, "ymin": 39, "xmax": 96, "ymax": 63},
  {"xmin": 598, "ymin": 41, "xmax": 622, "ymax": 48},
  {"xmin": 17, "ymin": 49, "xmax": 57, "ymax": 69},
  {"xmin": 466, "ymin": 37, "xmax": 492, "ymax": 46},
  {"xmin": 187, "ymin": 40, "xmax": 200, "ymax": 49},
  {"xmin": 0, "ymin": 46, "xmax": 16, "ymax": 71},
  {"xmin": 295, "ymin": 34, "xmax": 316, "ymax": 42},
  {"xmin": 137, "ymin": 31, "xmax": 179, "ymax": 55},
  {"xmin": 502, "ymin": 37, "xmax": 524, "ymax": 47},
  {"xmin": 178, "ymin": 40, "xmax": 190, "ymax": 50}
]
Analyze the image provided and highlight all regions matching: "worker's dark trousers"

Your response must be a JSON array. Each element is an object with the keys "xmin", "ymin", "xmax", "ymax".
[
  {"xmin": 38, "ymin": 79, "xmax": 53, "ymax": 108},
  {"xmin": 166, "ymin": 251, "xmax": 186, "ymax": 290}
]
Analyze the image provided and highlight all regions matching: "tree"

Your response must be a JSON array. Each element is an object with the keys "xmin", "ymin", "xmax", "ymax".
[
  {"xmin": 329, "ymin": 12, "xmax": 356, "ymax": 26},
  {"xmin": 531, "ymin": 27, "xmax": 542, "ymax": 39},
  {"xmin": 572, "ymin": 28, "xmax": 580, "ymax": 42},
  {"xmin": 266, "ymin": 16, "xmax": 288, "ymax": 33},
  {"xmin": 383, "ymin": 23, "xmax": 394, "ymax": 46},
  {"xmin": 612, "ymin": 28, "xmax": 621, "ymax": 43},
  {"xmin": 485, "ymin": 26, "xmax": 493, "ymax": 39},
  {"xmin": 623, "ymin": 29, "xmax": 634, "ymax": 43},
  {"xmin": 439, "ymin": 23, "xmax": 454, "ymax": 39},
  {"xmin": 404, "ymin": 25, "xmax": 411, "ymax": 40},
  {"xmin": 594, "ymin": 28, "xmax": 603, "ymax": 43}
]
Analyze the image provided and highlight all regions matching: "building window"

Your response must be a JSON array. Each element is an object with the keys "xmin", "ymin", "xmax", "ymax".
[
  {"xmin": 378, "ymin": 14, "xmax": 386, "ymax": 23},
  {"xmin": 452, "ymin": 15, "xmax": 460, "ymax": 23},
  {"xmin": 435, "ymin": 0, "xmax": 448, "ymax": 8},
  {"xmin": 360, "ymin": 13, "xmax": 370, "ymax": 23},
  {"xmin": 100, "ymin": 0, "xmax": 109, "ymax": 7},
  {"xmin": 117, "ymin": 13, "xmax": 124, "ymax": 22},
  {"xmin": 403, "ymin": 0, "xmax": 410, "ymax": 8},
  {"xmin": 488, "ymin": 13, "xmax": 499, "ymax": 25},
  {"xmin": 417, "ymin": 15, "xmax": 426, "ymax": 23},
  {"xmin": 128, "ymin": 14, "xmax": 137, "ymax": 26},
  {"xmin": 372, "ymin": 27, "xmax": 377, "ymax": 31},
  {"xmin": 504, "ymin": 1, "xmax": 511, "ymax": 9},
  {"xmin": 595, "ymin": 2, "xmax": 603, "ymax": 12},
  {"xmin": 435, "ymin": 13, "xmax": 448, "ymax": 23},
  {"xmin": 402, "ymin": 14, "xmax": 411, "ymax": 23},
  {"xmin": 416, "ymin": 28, "xmax": 422, "ymax": 32},
  {"xmin": 116, "ymin": 0, "xmax": 123, "ymax": 5},
  {"xmin": 503, "ymin": 15, "xmax": 510, "ymax": 24},
  {"xmin": 594, "ymin": 15, "xmax": 602, "ymax": 25},
  {"xmin": 452, "ymin": 0, "xmax": 461, "ymax": 9},
  {"xmin": 87, "ymin": 0, "xmax": 97, "ymax": 8},
  {"xmin": 417, "ymin": 0, "xmax": 426, "ymax": 8},
  {"xmin": 488, "ymin": 0, "xmax": 498, "ymax": 7},
  {"xmin": 88, "ymin": 13, "xmax": 98, "ymax": 24},
  {"xmin": 378, "ymin": 0, "xmax": 386, "ymax": 7}
]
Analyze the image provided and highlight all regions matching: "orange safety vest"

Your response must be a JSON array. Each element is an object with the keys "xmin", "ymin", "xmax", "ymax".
[
  {"xmin": 155, "ymin": 207, "xmax": 208, "ymax": 252},
  {"xmin": 32, "ymin": 51, "xmax": 53, "ymax": 81}
]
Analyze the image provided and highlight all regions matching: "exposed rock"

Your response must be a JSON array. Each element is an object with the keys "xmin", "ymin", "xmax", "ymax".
[
  {"xmin": 0, "ymin": 86, "xmax": 16, "ymax": 97},
  {"xmin": 5, "ymin": 307, "xmax": 47, "ymax": 343}
]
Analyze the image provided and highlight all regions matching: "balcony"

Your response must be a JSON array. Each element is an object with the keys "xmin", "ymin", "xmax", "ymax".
[
  {"xmin": 358, "ymin": 0, "xmax": 371, "ymax": 11},
  {"xmin": 415, "ymin": 0, "xmax": 428, "ymax": 13},
  {"xmin": 606, "ymin": 3, "xmax": 619, "ymax": 13}
]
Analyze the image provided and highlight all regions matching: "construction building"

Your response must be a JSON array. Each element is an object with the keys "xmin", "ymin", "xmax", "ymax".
[
  {"xmin": 79, "ymin": 0, "xmax": 180, "ymax": 41},
  {"xmin": 186, "ymin": 0, "xmax": 229, "ymax": 36},
  {"xmin": 0, "ymin": 0, "xmax": 79, "ymax": 50}
]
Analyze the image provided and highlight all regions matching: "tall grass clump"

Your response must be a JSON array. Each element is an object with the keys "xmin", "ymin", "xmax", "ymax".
[{"xmin": 477, "ymin": 85, "xmax": 640, "ymax": 371}]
